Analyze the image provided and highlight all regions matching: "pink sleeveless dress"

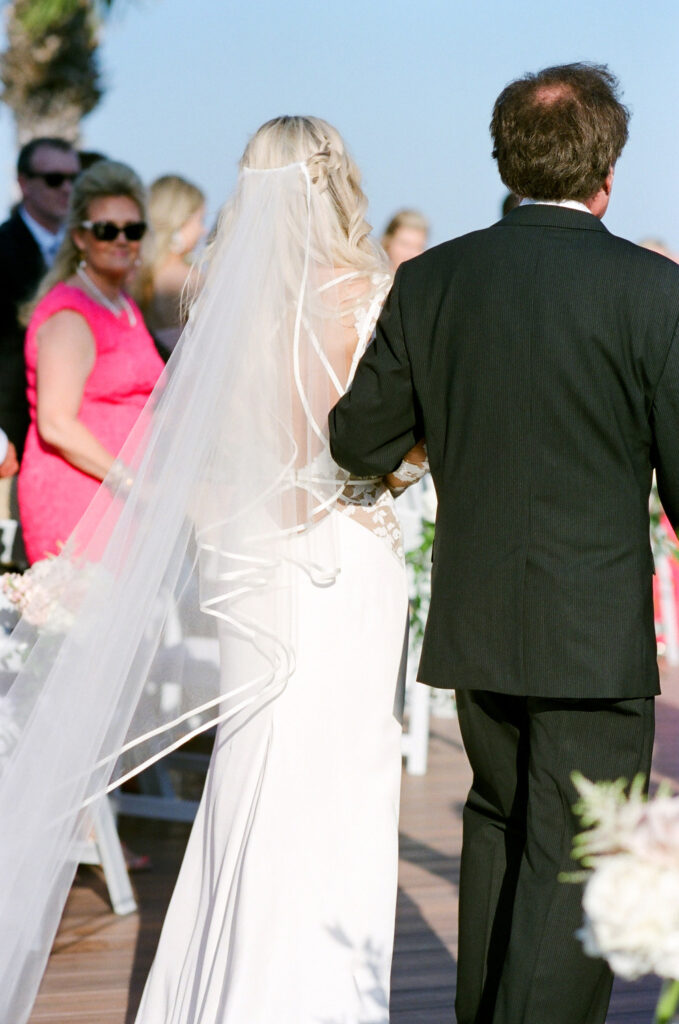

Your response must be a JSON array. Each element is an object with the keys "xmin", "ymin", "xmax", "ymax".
[{"xmin": 18, "ymin": 283, "xmax": 164, "ymax": 564}]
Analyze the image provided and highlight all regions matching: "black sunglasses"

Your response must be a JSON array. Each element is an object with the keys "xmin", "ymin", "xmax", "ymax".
[
  {"xmin": 80, "ymin": 220, "xmax": 148, "ymax": 242},
  {"xmin": 26, "ymin": 171, "xmax": 79, "ymax": 188}
]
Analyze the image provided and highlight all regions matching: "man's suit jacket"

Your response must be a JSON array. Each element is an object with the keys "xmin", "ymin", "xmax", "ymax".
[
  {"xmin": 329, "ymin": 204, "xmax": 679, "ymax": 699},
  {"xmin": 0, "ymin": 210, "xmax": 46, "ymax": 457}
]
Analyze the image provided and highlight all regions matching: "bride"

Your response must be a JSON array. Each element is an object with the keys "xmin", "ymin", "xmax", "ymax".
[{"xmin": 0, "ymin": 116, "xmax": 427, "ymax": 1024}]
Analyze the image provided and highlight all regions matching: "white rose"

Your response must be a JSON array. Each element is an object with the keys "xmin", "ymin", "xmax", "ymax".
[
  {"xmin": 580, "ymin": 854, "xmax": 679, "ymax": 979},
  {"xmin": 628, "ymin": 799, "xmax": 679, "ymax": 869}
]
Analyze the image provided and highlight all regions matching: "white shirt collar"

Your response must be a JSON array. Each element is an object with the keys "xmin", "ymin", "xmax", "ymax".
[
  {"xmin": 520, "ymin": 197, "xmax": 592, "ymax": 215},
  {"xmin": 19, "ymin": 206, "xmax": 65, "ymax": 266},
  {"xmin": 0, "ymin": 428, "xmax": 8, "ymax": 466}
]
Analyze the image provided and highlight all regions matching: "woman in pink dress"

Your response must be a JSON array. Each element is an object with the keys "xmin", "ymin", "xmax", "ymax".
[{"xmin": 19, "ymin": 161, "xmax": 164, "ymax": 564}]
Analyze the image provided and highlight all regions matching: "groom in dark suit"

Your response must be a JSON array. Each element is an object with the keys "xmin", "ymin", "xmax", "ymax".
[{"xmin": 330, "ymin": 63, "xmax": 679, "ymax": 1024}]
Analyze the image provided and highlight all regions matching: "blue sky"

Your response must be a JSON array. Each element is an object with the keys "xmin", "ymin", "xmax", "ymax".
[{"xmin": 1, "ymin": 0, "xmax": 678, "ymax": 248}]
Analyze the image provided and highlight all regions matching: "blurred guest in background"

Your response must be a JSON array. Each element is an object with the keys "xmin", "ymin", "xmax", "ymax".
[
  {"xmin": 0, "ymin": 430, "xmax": 19, "ymax": 480},
  {"xmin": 0, "ymin": 139, "xmax": 80, "ymax": 554},
  {"xmin": 639, "ymin": 237, "xmax": 679, "ymax": 262},
  {"xmin": 18, "ymin": 160, "xmax": 164, "ymax": 564},
  {"xmin": 135, "ymin": 174, "xmax": 206, "ymax": 358},
  {"xmin": 381, "ymin": 208, "xmax": 429, "ymax": 271},
  {"xmin": 0, "ymin": 139, "xmax": 81, "ymax": 462},
  {"xmin": 78, "ymin": 150, "xmax": 108, "ymax": 172},
  {"xmin": 502, "ymin": 191, "xmax": 521, "ymax": 215}
]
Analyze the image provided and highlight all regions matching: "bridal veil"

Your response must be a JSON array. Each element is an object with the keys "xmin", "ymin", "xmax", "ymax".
[{"xmin": 0, "ymin": 144, "xmax": 388, "ymax": 1022}]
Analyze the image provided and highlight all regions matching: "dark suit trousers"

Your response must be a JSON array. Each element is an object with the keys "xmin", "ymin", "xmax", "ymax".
[{"xmin": 454, "ymin": 689, "xmax": 655, "ymax": 1024}]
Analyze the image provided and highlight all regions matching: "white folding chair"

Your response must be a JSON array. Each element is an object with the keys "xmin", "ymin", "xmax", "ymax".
[
  {"xmin": 0, "ymin": 519, "xmax": 19, "ymax": 566},
  {"xmin": 74, "ymin": 797, "xmax": 137, "ymax": 915}
]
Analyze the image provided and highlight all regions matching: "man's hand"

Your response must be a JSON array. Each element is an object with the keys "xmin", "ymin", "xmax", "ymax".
[{"xmin": 0, "ymin": 441, "xmax": 19, "ymax": 478}]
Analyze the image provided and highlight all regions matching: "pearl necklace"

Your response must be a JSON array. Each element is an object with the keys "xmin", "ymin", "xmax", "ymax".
[{"xmin": 76, "ymin": 265, "xmax": 137, "ymax": 327}]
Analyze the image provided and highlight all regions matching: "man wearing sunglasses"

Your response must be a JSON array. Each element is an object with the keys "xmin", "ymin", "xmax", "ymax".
[{"xmin": 0, "ymin": 137, "xmax": 80, "ymax": 562}]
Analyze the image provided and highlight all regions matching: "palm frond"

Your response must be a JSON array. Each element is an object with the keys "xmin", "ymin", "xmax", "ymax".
[
  {"xmin": 1, "ymin": 0, "xmax": 104, "ymax": 143},
  {"xmin": 9, "ymin": 0, "xmax": 115, "ymax": 39}
]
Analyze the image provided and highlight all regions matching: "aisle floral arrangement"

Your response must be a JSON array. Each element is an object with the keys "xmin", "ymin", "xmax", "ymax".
[
  {"xmin": 0, "ymin": 555, "xmax": 95, "ymax": 674},
  {"xmin": 0, "ymin": 556, "xmax": 78, "ymax": 633},
  {"xmin": 404, "ymin": 481, "xmax": 457, "ymax": 717},
  {"xmin": 404, "ymin": 482, "xmax": 436, "ymax": 648},
  {"xmin": 568, "ymin": 773, "xmax": 679, "ymax": 1024}
]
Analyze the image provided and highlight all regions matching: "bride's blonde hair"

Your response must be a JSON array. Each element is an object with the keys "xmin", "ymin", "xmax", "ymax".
[
  {"xmin": 244, "ymin": 117, "xmax": 386, "ymax": 274},
  {"xmin": 186, "ymin": 117, "xmax": 387, "ymax": 322}
]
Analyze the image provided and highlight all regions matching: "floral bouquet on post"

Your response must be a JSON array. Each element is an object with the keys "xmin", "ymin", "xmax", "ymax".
[
  {"xmin": 0, "ymin": 556, "xmax": 97, "ymax": 670},
  {"xmin": 568, "ymin": 773, "xmax": 679, "ymax": 1024}
]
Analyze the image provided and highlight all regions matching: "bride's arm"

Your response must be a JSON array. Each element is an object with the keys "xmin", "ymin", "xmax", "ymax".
[
  {"xmin": 385, "ymin": 438, "xmax": 429, "ymax": 494},
  {"xmin": 329, "ymin": 272, "xmax": 422, "ymax": 475}
]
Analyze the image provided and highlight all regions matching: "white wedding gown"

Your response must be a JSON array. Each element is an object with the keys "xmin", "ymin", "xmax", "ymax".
[{"xmin": 135, "ymin": 278, "xmax": 409, "ymax": 1024}]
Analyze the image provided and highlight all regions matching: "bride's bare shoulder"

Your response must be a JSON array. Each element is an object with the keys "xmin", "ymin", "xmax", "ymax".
[{"xmin": 316, "ymin": 267, "xmax": 390, "ymax": 315}]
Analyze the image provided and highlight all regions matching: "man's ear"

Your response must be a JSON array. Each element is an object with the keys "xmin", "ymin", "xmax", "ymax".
[{"xmin": 603, "ymin": 167, "xmax": 615, "ymax": 196}]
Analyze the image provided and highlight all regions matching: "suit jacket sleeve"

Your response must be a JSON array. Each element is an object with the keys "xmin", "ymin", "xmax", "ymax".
[
  {"xmin": 651, "ymin": 319, "xmax": 679, "ymax": 529},
  {"xmin": 329, "ymin": 270, "xmax": 422, "ymax": 476}
]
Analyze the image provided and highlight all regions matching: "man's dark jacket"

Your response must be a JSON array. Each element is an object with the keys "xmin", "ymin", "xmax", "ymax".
[
  {"xmin": 329, "ymin": 204, "xmax": 679, "ymax": 699},
  {"xmin": 0, "ymin": 210, "xmax": 46, "ymax": 457}
]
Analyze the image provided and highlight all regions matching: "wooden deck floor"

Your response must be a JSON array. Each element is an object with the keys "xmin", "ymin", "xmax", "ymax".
[{"xmin": 29, "ymin": 667, "xmax": 679, "ymax": 1024}]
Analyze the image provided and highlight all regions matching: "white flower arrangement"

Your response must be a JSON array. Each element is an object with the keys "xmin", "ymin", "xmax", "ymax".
[
  {"xmin": 569, "ymin": 773, "xmax": 679, "ymax": 1023},
  {"xmin": 0, "ymin": 555, "xmax": 95, "ymax": 638},
  {"xmin": 0, "ymin": 556, "xmax": 100, "ymax": 675},
  {"xmin": 1, "ymin": 557, "xmax": 73, "ymax": 633},
  {"xmin": 0, "ymin": 574, "xmax": 28, "ymax": 671}
]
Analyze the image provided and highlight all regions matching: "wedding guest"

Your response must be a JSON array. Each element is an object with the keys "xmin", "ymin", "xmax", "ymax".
[
  {"xmin": 135, "ymin": 174, "xmax": 206, "ymax": 358},
  {"xmin": 0, "ymin": 139, "xmax": 80, "ymax": 564},
  {"xmin": 639, "ymin": 237, "xmax": 679, "ymax": 262},
  {"xmin": 643, "ymin": 230, "xmax": 679, "ymax": 657},
  {"xmin": 18, "ymin": 160, "xmax": 164, "ymax": 564},
  {"xmin": 0, "ymin": 427, "xmax": 19, "ymax": 569},
  {"xmin": 0, "ymin": 430, "xmax": 19, "ymax": 479},
  {"xmin": 502, "ymin": 191, "xmax": 521, "ymax": 215},
  {"xmin": 0, "ymin": 138, "xmax": 81, "ymax": 464},
  {"xmin": 381, "ymin": 208, "xmax": 429, "ymax": 271},
  {"xmin": 78, "ymin": 150, "xmax": 108, "ymax": 172}
]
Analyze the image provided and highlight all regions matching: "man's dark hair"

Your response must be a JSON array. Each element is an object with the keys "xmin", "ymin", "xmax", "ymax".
[
  {"xmin": 77, "ymin": 149, "xmax": 107, "ymax": 171},
  {"xmin": 17, "ymin": 137, "xmax": 77, "ymax": 177},
  {"xmin": 490, "ymin": 63, "xmax": 630, "ymax": 201}
]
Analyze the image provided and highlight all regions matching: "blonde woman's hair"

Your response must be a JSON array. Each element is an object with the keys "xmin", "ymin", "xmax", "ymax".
[
  {"xmin": 24, "ymin": 160, "xmax": 147, "ymax": 322},
  {"xmin": 381, "ymin": 209, "xmax": 429, "ymax": 249},
  {"xmin": 242, "ymin": 116, "xmax": 386, "ymax": 275},
  {"xmin": 136, "ymin": 174, "xmax": 205, "ymax": 309},
  {"xmin": 186, "ymin": 117, "xmax": 387, "ymax": 322}
]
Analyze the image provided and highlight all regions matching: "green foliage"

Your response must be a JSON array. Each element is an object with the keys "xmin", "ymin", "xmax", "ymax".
[
  {"xmin": 405, "ymin": 516, "xmax": 435, "ymax": 644},
  {"xmin": 655, "ymin": 979, "xmax": 679, "ymax": 1024},
  {"xmin": 1, "ymin": 0, "xmax": 106, "ymax": 140},
  {"xmin": 12, "ymin": 0, "xmax": 114, "ymax": 39}
]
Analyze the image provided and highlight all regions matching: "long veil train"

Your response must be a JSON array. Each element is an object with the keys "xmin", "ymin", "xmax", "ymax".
[{"xmin": 0, "ymin": 161, "xmax": 384, "ymax": 1023}]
